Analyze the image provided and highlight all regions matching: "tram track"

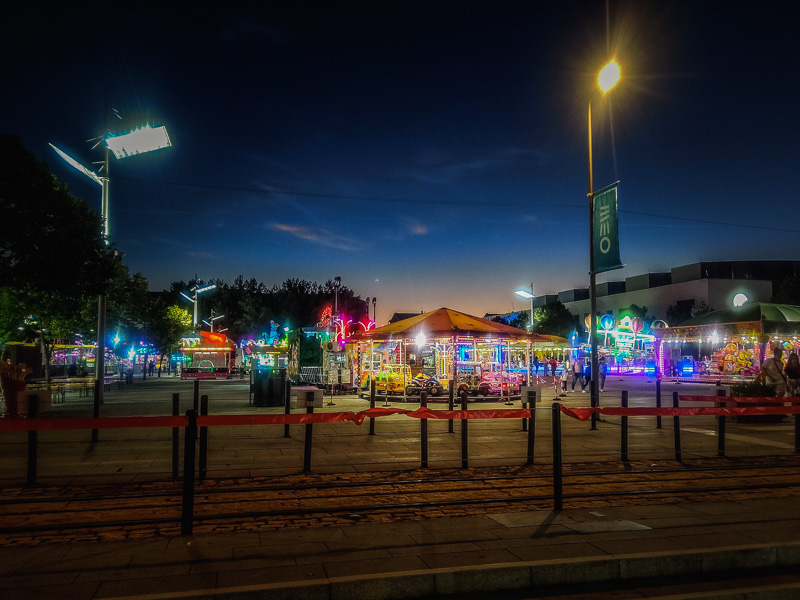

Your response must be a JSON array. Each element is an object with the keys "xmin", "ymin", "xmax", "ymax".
[{"xmin": 1, "ymin": 456, "xmax": 799, "ymax": 544}]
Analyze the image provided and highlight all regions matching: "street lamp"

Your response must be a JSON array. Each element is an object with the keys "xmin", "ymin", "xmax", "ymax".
[
  {"xmin": 514, "ymin": 284, "xmax": 535, "ymax": 331},
  {"xmin": 180, "ymin": 282, "xmax": 217, "ymax": 327},
  {"xmin": 202, "ymin": 311, "xmax": 225, "ymax": 332},
  {"xmin": 588, "ymin": 59, "xmax": 621, "ymax": 423},
  {"xmin": 50, "ymin": 120, "xmax": 171, "ymax": 419}
]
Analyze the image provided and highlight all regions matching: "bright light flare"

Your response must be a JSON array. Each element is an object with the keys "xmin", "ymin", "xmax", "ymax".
[
  {"xmin": 598, "ymin": 60, "xmax": 621, "ymax": 93},
  {"xmin": 514, "ymin": 289, "xmax": 534, "ymax": 299},
  {"xmin": 49, "ymin": 143, "xmax": 102, "ymax": 185},
  {"xmin": 105, "ymin": 124, "xmax": 171, "ymax": 159},
  {"xmin": 415, "ymin": 332, "xmax": 426, "ymax": 347}
]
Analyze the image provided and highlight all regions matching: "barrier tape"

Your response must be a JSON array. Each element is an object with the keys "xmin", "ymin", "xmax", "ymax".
[
  {"xmin": 678, "ymin": 395, "xmax": 800, "ymax": 404},
  {"xmin": 560, "ymin": 405, "xmax": 800, "ymax": 422},
  {"xmin": 0, "ymin": 407, "xmax": 532, "ymax": 432},
  {"xmin": 2, "ymin": 403, "xmax": 796, "ymax": 432}
]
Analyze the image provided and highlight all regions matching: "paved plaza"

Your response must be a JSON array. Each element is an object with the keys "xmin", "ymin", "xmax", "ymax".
[{"xmin": 1, "ymin": 375, "xmax": 800, "ymax": 599}]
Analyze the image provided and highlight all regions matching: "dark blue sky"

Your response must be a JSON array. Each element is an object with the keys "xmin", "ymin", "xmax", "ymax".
[{"xmin": 3, "ymin": 2, "xmax": 798, "ymax": 323}]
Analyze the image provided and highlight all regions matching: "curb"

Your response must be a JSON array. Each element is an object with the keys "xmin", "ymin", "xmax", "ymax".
[{"xmin": 98, "ymin": 541, "xmax": 800, "ymax": 600}]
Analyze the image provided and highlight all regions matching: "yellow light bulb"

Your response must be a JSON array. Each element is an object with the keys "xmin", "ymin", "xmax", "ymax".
[{"xmin": 598, "ymin": 60, "xmax": 621, "ymax": 93}]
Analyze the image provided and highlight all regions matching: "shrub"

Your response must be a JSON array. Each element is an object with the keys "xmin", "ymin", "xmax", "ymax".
[{"xmin": 729, "ymin": 381, "xmax": 776, "ymax": 397}]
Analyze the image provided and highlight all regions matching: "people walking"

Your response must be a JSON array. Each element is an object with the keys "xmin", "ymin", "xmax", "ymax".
[
  {"xmin": 761, "ymin": 346, "xmax": 787, "ymax": 396},
  {"xmin": 571, "ymin": 359, "xmax": 584, "ymax": 391},
  {"xmin": 581, "ymin": 361, "xmax": 592, "ymax": 392},
  {"xmin": 783, "ymin": 352, "xmax": 800, "ymax": 397},
  {"xmin": 598, "ymin": 356, "xmax": 608, "ymax": 392}
]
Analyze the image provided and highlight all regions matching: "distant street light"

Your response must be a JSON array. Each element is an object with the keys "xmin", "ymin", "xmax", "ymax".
[
  {"xmin": 588, "ymin": 59, "xmax": 621, "ymax": 423},
  {"xmin": 180, "ymin": 282, "xmax": 217, "ymax": 327},
  {"xmin": 514, "ymin": 284, "xmax": 535, "ymax": 331},
  {"xmin": 202, "ymin": 311, "xmax": 225, "ymax": 332},
  {"xmin": 50, "ymin": 117, "xmax": 171, "ymax": 421}
]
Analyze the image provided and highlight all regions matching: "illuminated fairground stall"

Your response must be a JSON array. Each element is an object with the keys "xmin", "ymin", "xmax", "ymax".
[
  {"xmin": 651, "ymin": 303, "xmax": 800, "ymax": 380},
  {"xmin": 179, "ymin": 331, "xmax": 236, "ymax": 379},
  {"xmin": 347, "ymin": 308, "xmax": 557, "ymax": 399},
  {"xmin": 584, "ymin": 314, "xmax": 657, "ymax": 374}
]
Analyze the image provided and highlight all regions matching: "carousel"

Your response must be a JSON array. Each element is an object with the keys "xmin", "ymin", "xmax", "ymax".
[{"xmin": 347, "ymin": 307, "xmax": 565, "ymax": 399}]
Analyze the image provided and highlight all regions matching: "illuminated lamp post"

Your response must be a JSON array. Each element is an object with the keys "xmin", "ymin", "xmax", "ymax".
[
  {"xmin": 180, "ymin": 282, "xmax": 217, "ymax": 327},
  {"xmin": 50, "ymin": 122, "xmax": 171, "ymax": 421},
  {"xmin": 202, "ymin": 311, "xmax": 225, "ymax": 332},
  {"xmin": 514, "ymin": 284, "xmax": 535, "ymax": 331},
  {"xmin": 588, "ymin": 59, "xmax": 621, "ymax": 426},
  {"xmin": 372, "ymin": 296, "xmax": 377, "ymax": 324}
]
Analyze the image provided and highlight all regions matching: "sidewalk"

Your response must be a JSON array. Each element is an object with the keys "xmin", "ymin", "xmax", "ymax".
[
  {"xmin": 1, "ymin": 376, "xmax": 799, "ymax": 598},
  {"xmin": 1, "ymin": 496, "xmax": 799, "ymax": 599}
]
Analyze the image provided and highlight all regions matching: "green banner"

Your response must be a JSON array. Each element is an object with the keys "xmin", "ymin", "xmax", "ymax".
[{"xmin": 592, "ymin": 183, "xmax": 622, "ymax": 274}]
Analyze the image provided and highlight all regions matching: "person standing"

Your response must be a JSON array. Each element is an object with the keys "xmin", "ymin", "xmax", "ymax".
[
  {"xmin": 783, "ymin": 352, "xmax": 800, "ymax": 397},
  {"xmin": 571, "ymin": 359, "xmax": 584, "ymax": 391},
  {"xmin": 761, "ymin": 346, "xmax": 787, "ymax": 396},
  {"xmin": 549, "ymin": 357, "xmax": 557, "ymax": 376},
  {"xmin": 581, "ymin": 361, "xmax": 592, "ymax": 393},
  {"xmin": 598, "ymin": 356, "xmax": 608, "ymax": 392},
  {"xmin": 560, "ymin": 362, "xmax": 569, "ymax": 393}
]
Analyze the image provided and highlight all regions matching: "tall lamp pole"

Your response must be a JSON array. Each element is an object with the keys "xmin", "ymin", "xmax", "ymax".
[
  {"xmin": 588, "ymin": 59, "xmax": 621, "ymax": 426},
  {"xmin": 514, "ymin": 284, "xmax": 535, "ymax": 331},
  {"xmin": 50, "ymin": 121, "xmax": 171, "ymax": 417}
]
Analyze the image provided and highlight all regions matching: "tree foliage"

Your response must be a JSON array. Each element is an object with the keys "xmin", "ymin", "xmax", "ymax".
[
  {"xmin": 533, "ymin": 300, "xmax": 578, "ymax": 338},
  {"xmin": 0, "ymin": 134, "xmax": 118, "ymax": 377}
]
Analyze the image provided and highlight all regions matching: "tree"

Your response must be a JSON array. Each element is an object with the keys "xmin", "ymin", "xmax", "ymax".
[
  {"xmin": 0, "ymin": 134, "xmax": 118, "ymax": 382},
  {"xmin": 690, "ymin": 300, "xmax": 714, "ymax": 318},
  {"xmin": 533, "ymin": 300, "xmax": 578, "ymax": 338},
  {"xmin": 492, "ymin": 313, "xmax": 528, "ymax": 329},
  {"xmin": 666, "ymin": 303, "xmax": 693, "ymax": 326},
  {"xmin": 149, "ymin": 304, "xmax": 192, "ymax": 373},
  {"xmin": 618, "ymin": 304, "xmax": 649, "ymax": 320}
]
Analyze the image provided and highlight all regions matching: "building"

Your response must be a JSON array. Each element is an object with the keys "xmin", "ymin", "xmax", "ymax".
[{"xmin": 515, "ymin": 261, "xmax": 799, "ymax": 325}]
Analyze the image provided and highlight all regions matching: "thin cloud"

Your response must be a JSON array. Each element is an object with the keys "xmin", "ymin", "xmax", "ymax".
[{"xmin": 271, "ymin": 223, "xmax": 364, "ymax": 251}]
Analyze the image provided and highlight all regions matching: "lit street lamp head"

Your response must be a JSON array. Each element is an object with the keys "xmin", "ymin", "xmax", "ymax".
[
  {"xmin": 598, "ymin": 59, "xmax": 621, "ymax": 93},
  {"xmin": 105, "ymin": 124, "xmax": 171, "ymax": 159}
]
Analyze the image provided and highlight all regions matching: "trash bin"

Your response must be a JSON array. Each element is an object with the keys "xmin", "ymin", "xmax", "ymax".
[{"xmin": 253, "ymin": 368, "xmax": 287, "ymax": 407}]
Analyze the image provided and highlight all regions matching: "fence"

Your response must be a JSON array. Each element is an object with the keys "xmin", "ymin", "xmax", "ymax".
[{"xmin": 2, "ymin": 389, "xmax": 800, "ymax": 534}]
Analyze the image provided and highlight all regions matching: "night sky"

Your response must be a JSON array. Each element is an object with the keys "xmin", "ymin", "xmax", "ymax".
[{"xmin": 3, "ymin": 2, "xmax": 798, "ymax": 325}]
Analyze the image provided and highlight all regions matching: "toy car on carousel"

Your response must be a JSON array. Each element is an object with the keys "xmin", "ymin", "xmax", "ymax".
[{"xmin": 405, "ymin": 373, "xmax": 445, "ymax": 397}]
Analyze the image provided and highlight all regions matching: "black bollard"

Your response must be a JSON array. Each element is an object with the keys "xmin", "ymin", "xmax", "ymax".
[
  {"xmin": 448, "ymin": 380, "xmax": 455, "ymax": 434},
  {"xmin": 655, "ymin": 378, "xmax": 662, "ymax": 429},
  {"xmin": 172, "ymin": 393, "xmax": 180, "ymax": 480},
  {"xmin": 193, "ymin": 379, "xmax": 200, "ymax": 413},
  {"xmin": 283, "ymin": 380, "xmax": 292, "ymax": 439},
  {"xmin": 673, "ymin": 391, "xmax": 682, "ymax": 461},
  {"xmin": 460, "ymin": 390, "xmax": 469, "ymax": 468},
  {"xmin": 717, "ymin": 388, "xmax": 726, "ymax": 457},
  {"xmin": 795, "ymin": 413, "xmax": 800, "ymax": 455},
  {"xmin": 621, "ymin": 391, "xmax": 629, "ymax": 462},
  {"xmin": 91, "ymin": 380, "xmax": 101, "ymax": 443},
  {"xmin": 420, "ymin": 391, "xmax": 428, "ymax": 468},
  {"xmin": 303, "ymin": 397, "xmax": 314, "ymax": 473},
  {"xmin": 369, "ymin": 379, "xmax": 376, "ymax": 435},
  {"xmin": 181, "ymin": 409, "xmax": 198, "ymax": 536},
  {"xmin": 27, "ymin": 394, "xmax": 38, "ymax": 486},
  {"xmin": 552, "ymin": 402, "xmax": 563, "ymax": 511},
  {"xmin": 199, "ymin": 395, "xmax": 208, "ymax": 481},
  {"xmin": 525, "ymin": 389, "xmax": 536, "ymax": 466}
]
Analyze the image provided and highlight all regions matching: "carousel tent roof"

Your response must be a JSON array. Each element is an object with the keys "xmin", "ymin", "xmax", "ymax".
[
  {"xmin": 673, "ymin": 303, "xmax": 800, "ymax": 328},
  {"xmin": 349, "ymin": 307, "xmax": 553, "ymax": 342}
]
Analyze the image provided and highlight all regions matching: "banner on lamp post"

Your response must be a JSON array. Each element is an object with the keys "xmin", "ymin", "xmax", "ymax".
[{"xmin": 592, "ymin": 182, "xmax": 623, "ymax": 274}]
